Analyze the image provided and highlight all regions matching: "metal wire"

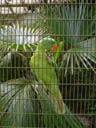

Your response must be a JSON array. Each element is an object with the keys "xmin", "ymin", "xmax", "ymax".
[{"xmin": 0, "ymin": 0, "xmax": 96, "ymax": 128}]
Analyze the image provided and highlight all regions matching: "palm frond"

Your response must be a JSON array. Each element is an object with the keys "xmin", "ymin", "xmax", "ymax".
[
  {"xmin": 38, "ymin": 1, "xmax": 96, "ymax": 42},
  {"xmin": 0, "ymin": 78, "xmax": 87, "ymax": 128},
  {"xmin": 0, "ymin": 78, "xmax": 40, "ymax": 127},
  {"xmin": 0, "ymin": 51, "xmax": 27, "ymax": 82},
  {"xmin": 0, "ymin": 23, "xmax": 43, "ymax": 51},
  {"xmin": 38, "ymin": 1, "xmax": 96, "ymax": 75},
  {"xmin": 59, "ymin": 38, "xmax": 96, "ymax": 75}
]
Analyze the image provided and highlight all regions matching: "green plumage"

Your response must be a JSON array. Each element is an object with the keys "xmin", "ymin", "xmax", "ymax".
[
  {"xmin": 30, "ymin": 41, "xmax": 65, "ymax": 114},
  {"xmin": 30, "ymin": 38, "xmax": 87, "ymax": 128}
]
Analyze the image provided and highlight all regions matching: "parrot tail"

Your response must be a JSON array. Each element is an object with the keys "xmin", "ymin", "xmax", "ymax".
[
  {"xmin": 49, "ymin": 88, "xmax": 87, "ymax": 128},
  {"xmin": 49, "ymin": 89, "xmax": 65, "ymax": 114}
]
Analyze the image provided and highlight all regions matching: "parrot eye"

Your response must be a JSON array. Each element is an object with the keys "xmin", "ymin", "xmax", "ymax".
[{"xmin": 47, "ymin": 41, "xmax": 51, "ymax": 44}]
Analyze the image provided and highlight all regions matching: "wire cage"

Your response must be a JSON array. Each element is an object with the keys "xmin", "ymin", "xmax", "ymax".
[{"xmin": 0, "ymin": 0, "xmax": 96, "ymax": 128}]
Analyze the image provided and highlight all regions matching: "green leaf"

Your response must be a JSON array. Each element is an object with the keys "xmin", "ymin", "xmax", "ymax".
[
  {"xmin": 0, "ymin": 78, "xmax": 41, "ymax": 127},
  {"xmin": 0, "ymin": 78, "xmax": 87, "ymax": 128},
  {"xmin": 0, "ymin": 51, "xmax": 26, "ymax": 82}
]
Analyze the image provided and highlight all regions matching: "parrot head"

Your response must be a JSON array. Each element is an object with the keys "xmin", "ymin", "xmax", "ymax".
[{"xmin": 40, "ymin": 37, "xmax": 57, "ymax": 51}]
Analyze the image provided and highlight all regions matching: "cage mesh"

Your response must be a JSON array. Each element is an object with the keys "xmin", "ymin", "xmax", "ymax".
[{"xmin": 0, "ymin": 0, "xmax": 96, "ymax": 128}]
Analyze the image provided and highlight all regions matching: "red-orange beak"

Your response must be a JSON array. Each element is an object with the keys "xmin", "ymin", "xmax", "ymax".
[{"xmin": 51, "ymin": 44, "xmax": 57, "ymax": 51}]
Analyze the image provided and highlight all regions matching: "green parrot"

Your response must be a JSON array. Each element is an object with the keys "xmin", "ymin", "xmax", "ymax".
[{"xmin": 30, "ymin": 37, "xmax": 87, "ymax": 128}]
